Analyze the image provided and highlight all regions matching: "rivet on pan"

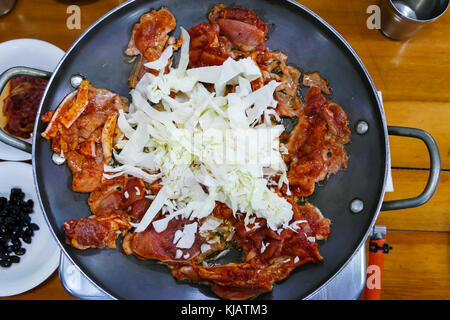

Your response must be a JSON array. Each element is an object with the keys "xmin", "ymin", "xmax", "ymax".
[
  {"xmin": 350, "ymin": 198, "xmax": 364, "ymax": 213},
  {"xmin": 70, "ymin": 74, "xmax": 84, "ymax": 88},
  {"xmin": 355, "ymin": 120, "xmax": 369, "ymax": 135}
]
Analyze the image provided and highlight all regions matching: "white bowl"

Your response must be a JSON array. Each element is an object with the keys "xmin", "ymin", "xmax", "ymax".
[{"xmin": 0, "ymin": 161, "xmax": 60, "ymax": 297}]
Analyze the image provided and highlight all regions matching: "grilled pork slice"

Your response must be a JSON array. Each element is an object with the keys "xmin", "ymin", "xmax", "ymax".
[
  {"xmin": 285, "ymin": 86, "xmax": 350, "ymax": 197},
  {"xmin": 63, "ymin": 215, "xmax": 132, "ymax": 250},
  {"xmin": 125, "ymin": 8, "xmax": 176, "ymax": 62},
  {"xmin": 303, "ymin": 72, "xmax": 331, "ymax": 95},
  {"xmin": 188, "ymin": 22, "xmax": 233, "ymax": 68},
  {"xmin": 41, "ymin": 81, "xmax": 128, "ymax": 193},
  {"xmin": 168, "ymin": 200, "xmax": 330, "ymax": 300},
  {"xmin": 188, "ymin": 4, "xmax": 268, "ymax": 68},
  {"xmin": 209, "ymin": 4, "xmax": 268, "ymax": 33},
  {"xmin": 125, "ymin": 8, "xmax": 177, "ymax": 88},
  {"xmin": 209, "ymin": 4, "xmax": 268, "ymax": 52},
  {"xmin": 122, "ymin": 212, "xmax": 233, "ymax": 265},
  {"xmin": 252, "ymin": 50, "xmax": 303, "ymax": 117},
  {"xmin": 87, "ymin": 175, "xmax": 147, "ymax": 218}
]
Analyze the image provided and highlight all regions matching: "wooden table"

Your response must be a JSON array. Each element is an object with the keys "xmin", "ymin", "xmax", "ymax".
[{"xmin": 0, "ymin": 0, "xmax": 448, "ymax": 300}]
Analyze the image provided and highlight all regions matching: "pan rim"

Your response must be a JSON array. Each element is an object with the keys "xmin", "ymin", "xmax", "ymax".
[
  {"xmin": 31, "ymin": 0, "xmax": 389, "ymax": 300},
  {"xmin": 31, "ymin": 0, "xmax": 139, "ymax": 301},
  {"xmin": 280, "ymin": 0, "xmax": 389, "ymax": 299}
]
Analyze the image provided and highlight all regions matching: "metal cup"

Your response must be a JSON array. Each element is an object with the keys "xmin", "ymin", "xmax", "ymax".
[
  {"xmin": 0, "ymin": 0, "xmax": 16, "ymax": 16},
  {"xmin": 380, "ymin": 0, "xmax": 450, "ymax": 40}
]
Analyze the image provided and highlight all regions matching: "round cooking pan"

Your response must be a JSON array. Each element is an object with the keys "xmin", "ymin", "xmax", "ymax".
[{"xmin": 0, "ymin": 0, "xmax": 441, "ymax": 300}]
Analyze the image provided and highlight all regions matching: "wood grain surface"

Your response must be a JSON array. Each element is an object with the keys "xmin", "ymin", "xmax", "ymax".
[{"xmin": 0, "ymin": 0, "xmax": 448, "ymax": 300}]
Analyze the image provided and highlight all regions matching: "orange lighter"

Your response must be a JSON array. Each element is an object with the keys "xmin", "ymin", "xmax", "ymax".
[{"xmin": 364, "ymin": 226, "xmax": 392, "ymax": 300}]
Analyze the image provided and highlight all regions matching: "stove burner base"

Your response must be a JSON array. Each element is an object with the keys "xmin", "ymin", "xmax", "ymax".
[{"xmin": 58, "ymin": 245, "xmax": 366, "ymax": 300}]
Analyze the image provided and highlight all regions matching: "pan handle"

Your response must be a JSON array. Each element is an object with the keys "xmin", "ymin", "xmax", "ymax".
[
  {"xmin": 381, "ymin": 126, "xmax": 441, "ymax": 211},
  {"xmin": 0, "ymin": 66, "xmax": 52, "ymax": 154}
]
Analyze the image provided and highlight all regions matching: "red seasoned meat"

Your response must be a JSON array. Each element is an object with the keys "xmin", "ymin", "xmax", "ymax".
[
  {"xmin": 2, "ymin": 76, "xmax": 47, "ymax": 139},
  {"xmin": 125, "ymin": 8, "xmax": 177, "ymax": 88},
  {"xmin": 41, "ymin": 82, "xmax": 128, "ymax": 193},
  {"xmin": 286, "ymin": 87, "xmax": 350, "ymax": 197},
  {"xmin": 64, "ymin": 214, "xmax": 132, "ymax": 250}
]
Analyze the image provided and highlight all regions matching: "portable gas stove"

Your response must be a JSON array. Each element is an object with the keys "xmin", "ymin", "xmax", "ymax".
[
  {"xmin": 58, "ymin": 93, "xmax": 393, "ymax": 300},
  {"xmin": 58, "ymin": 239, "xmax": 367, "ymax": 300}
]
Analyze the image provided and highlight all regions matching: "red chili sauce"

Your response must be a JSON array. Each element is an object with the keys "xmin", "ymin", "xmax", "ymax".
[{"xmin": 2, "ymin": 76, "xmax": 47, "ymax": 139}]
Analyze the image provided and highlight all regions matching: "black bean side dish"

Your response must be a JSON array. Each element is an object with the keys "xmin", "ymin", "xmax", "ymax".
[{"xmin": 0, "ymin": 188, "xmax": 39, "ymax": 268}]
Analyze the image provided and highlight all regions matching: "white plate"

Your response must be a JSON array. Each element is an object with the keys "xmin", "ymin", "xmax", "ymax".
[
  {"xmin": 0, "ymin": 161, "xmax": 60, "ymax": 297},
  {"xmin": 0, "ymin": 38, "xmax": 65, "ymax": 161}
]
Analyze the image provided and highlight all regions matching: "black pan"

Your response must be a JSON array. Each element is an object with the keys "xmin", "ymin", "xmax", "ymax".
[{"xmin": 0, "ymin": 0, "xmax": 441, "ymax": 300}]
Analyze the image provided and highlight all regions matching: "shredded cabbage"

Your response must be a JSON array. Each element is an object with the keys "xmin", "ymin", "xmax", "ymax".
[
  {"xmin": 114, "ymin": 27, "xmax": 293, "ymax": 238},
  {"xmin": 144, "ymin": 45, "xmax": 174, "ymax": 71}
]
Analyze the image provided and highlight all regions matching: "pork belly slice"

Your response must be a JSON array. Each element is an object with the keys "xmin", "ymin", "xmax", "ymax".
[
  {"xmin": 88, "ymin": 175, "xmax": 147, "ymax": 218},
  {"xmin": 188, "ymin": 4, "xmax": 268, "ymax": 69},
  {"xmin": 65, "ymin": 147, "xmax": 104, "ymax": 193},
  {"xmin": 125, "ymin": 8, "xmax": 177, "ymax": 88},
  {"xmin": 170, "ymin": 256, "xmax": 309, "ymax": 300},
  {"xmin": 252, "ymin": 50, "xmax": 303, "ymax": 117},
  {"xmin": 41, "ymin": 83, "xmax": 128, "ymax": 193},
  {"xmin": 209, "ymin": 4, "xmax": 267, "ymax": 53},
  {"xmin": 168, "ymin": 199, "xmax": 329, "ymax": 300},
  {"xmin": 303, "ymin": 72, "xmax": 331, "ymax": 95},
  {"xmin": 188, "ymin": 22, "xmax": 233, "ymax": 68},
  {"xmin": 125, "ymin": 8, "xmax": 176, "ymax": 61},
  {"xmin": 285, "ymin": 86, "xmax": 350, "ymax": 197},
  {"xmin": 215, "ymin": 19, "xmax": 266, "ymax": 52},
  {"xmin": 64, "ymin": 215, "xmax": 132, "ymax": 250},
  {"xmin": 122, "ymin": 213, "xmax": 232, "ymax": 265},
  {"xmin": 208, "ymin": 4, "xmax": 268, "ymax": 35}
]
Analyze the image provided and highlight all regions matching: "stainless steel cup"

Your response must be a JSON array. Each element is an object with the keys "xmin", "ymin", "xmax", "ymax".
[
  {"xmin": 380, "ymin": 0, "xmax": 450, "ymax": 40},
  {"xmin": 0, "ymin": 0, "xmax": 17, "ymax": 16}
]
